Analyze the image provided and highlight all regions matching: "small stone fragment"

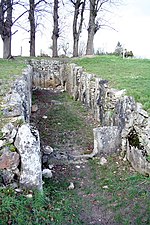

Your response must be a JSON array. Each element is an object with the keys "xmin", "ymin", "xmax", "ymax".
[
  {"xmin": 100, "ymin": 157, "xmax": 107, "ymax": 165},
  {"xmin": 2, "ymin": 170, "xmax": 14, "ymax": 185},
  {"xmin": 68, "ymin": 182, "xmax": 75, "ymax": 190},
  {"xmin": 2, "ymin": 123, "xmax": 14, "ymax": 136},
  {"xmin": 43, "ymin": 146, "xmax": 53, "ymax": 155},
  {"xmin": 103, "ymin": 185, "xmax": 108, "ymax": 189},
  {"xmin": 42, "ymin": 169, "xmax": 53, "ymax": 178},
  {"xmin": 123, "ymin": 156, "xmax": 127, "ymax": 161},
  {"xmin": 76, "ymin": 165, "xmax": 80, "ymax": 169},
  {"xmin": 31, "ymin": 104, "xmax": 38, "ymax": 112},
  {"xmin": 15, "ymin": 188, "xmax": 23, "ymax": 193},
  {"xmin": 48, "ymin": 164, "xmax": 54, "ymax": 169},
  {"xmin": 42, "ymin": 115, "xmax": 47, "ymax": 119},
  {"xmin": 26, "ymin": 194, "xmax": 33, "ymax": 198},
  {"xmin": 0, "ymin": 140, "xmax": 4, "ymax": 148}
]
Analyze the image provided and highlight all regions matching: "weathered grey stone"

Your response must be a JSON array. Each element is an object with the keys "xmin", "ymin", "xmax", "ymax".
[
  {"xmin": 136, "ymin": 103, "xmax": 149, "ymax": 118},
  {"xmin": 0, "ymin": 140, "xmax": 4, "ymax": 148},
  {"xmin": 93, "ymin": 126, "xmax": 121, "ymax": 155},
  {"xmin": 14, "ymin": 124, "xmax": 42, "ymax": 191},
  {"xmin": 42, "ymin": 155, "xmax": 49, "ymax": 164},
  {"xmin": 1, "ymin": 123, "xmax": 17, "ymax": 145},
  {"xmin": 2, "ymin": 170, "xmax": 15, "ymax": 185},
  {"xmin": 43, "ymin": 146, "xmax": 53, "ymax": 155},
  {"xmin": 2, "ymin": 92, "xmax": 23, "ymax": 117},
  {"xmin": 1, "ymin": 67, "xmax": 32, "ymax": 123},
  {"xmin": 126, "ymin": 146, "xmax": 150, "ymax": 176},
  {"xmin": 100, "ymin": 157, "xmax": 108, "ymax": 165},
  {"xmin": 31, "ymin": 59, "xmax": 62, "ymax": 89},
  {"xmin": 42, "ymin": 169, "xmax": 52, "ymax": 178},
  {"xmin": 68, "ymin": 182, "xmax": 75, "ymax": 190},
  {"xmin": 2, "ymin": 123, "xmax": 15, "ymax": 136},
  {"xmin": 31, "ymin": 104, "xmax": 38, "ymax": 112},
  {"xmin": 0, "ymin": 147, "xmax": 20, "ymax": 170}
]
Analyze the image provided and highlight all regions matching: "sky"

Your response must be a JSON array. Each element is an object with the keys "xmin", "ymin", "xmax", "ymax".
[
  {"xmin": 93, "ymin": 0, "xmax": 150, "ymax": 58},
  {"xmin": 0, "ymin": 0, "xmax": 150, "ymax": 58}
]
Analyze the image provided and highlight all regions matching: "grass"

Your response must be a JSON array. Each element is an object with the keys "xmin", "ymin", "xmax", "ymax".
[
  {"xmin": 0, "ymin": 155, "xmax": 150, "ymax": 224},
  {"xmin": 85, "ymin": 156, "xmax": 150, "ymax": 224},
  {"xmin": 0, "ymin": 58, "xmax": 26, "ymax": 80},
  {"xmin": 32, "ymin": 90, "xmax": 94, "ymax": 150},
  {"xmin": 0, "ymin": 178, "xmax": 82, "ymax": 225},
  {"xmin": 74, "ymin": 55, "xmax": 150, "ymax": 114}
]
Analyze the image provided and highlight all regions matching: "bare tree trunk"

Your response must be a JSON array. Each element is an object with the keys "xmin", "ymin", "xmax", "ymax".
[
  {"xmin": 86, "ymin": 0, "xmax": 96, "ymax": 55},
  {"xmin": 3, "ymin": 35, "xmax": 11, "ymax": 58},
  {"xmin": 72, "ymin": 0, "xmax": 85, "ymax": 57},
  {"xmin": 52, "ymin": 0, "xmax": 59, "ymax": 57},
  {"xmin": 0, "ymin": 0, "xmax": 12, "ymax": 58},
  {"xmin": 86, "ymin": 0, "xmax": 113, "ymax": 55},
  {"xmin": 29, "ymin": 0, "xmax": 35, "ymax": 57},
  {"xmin": 73, "ymin": 37, "xmax": 79, "ymax": 57}
]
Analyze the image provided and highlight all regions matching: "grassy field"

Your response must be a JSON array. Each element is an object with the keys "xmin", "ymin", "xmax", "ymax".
[
  {"xmin": 0, "ymin": 58, "xmax": 26, "ymax": 99},
  {"xmin": 74, "ymin": 55, "xmax": 150, "ymax": 114},
  {"xmin": 0, "ymin": 58, "xmax": 26, "ymax": 80}
]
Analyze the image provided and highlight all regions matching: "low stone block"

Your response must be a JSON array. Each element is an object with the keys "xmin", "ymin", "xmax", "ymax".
[{"xmin": 93, "ymin": 126, "xmax": 121, "ymax": 155}]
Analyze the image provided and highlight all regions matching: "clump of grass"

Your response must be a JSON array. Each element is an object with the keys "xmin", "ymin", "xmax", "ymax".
[{"xmin": 4, "ymin": 143, "xmax": 16, "ymax": 152}]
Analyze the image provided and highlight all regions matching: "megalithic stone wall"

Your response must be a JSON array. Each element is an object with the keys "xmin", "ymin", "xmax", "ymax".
[
  {"xmin": 63, "ymin": 63, "xmax": 150, "ymax": 176},
  {"xmin": 25, "ymin": 59, "xmax": 150, "ymax": 176},
  {"xmin": 31, "ymin": 59, "xmax": 62, "ymax": 89},
  {"xmin": 0, "ymin": 66, "xmax": 42, "ymax": 190}
]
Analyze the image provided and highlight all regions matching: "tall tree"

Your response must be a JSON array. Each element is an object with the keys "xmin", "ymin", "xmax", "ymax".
[
  {"xmin": 86, "ymin": 0, "xmax": 115, "ymax": 55},
  {"xmin": 28, "ymin": 0, "xmax": 49, "ymax": 56},
  {"xmin": 52, "ymin": 0, "xmax": 59, "ymax": 57},
  {"xmin": 0, "ymin": 0, "xmax": 12, "ymax": 58},
  {"xmin": 29, "ymin": 0, "xmax": 36, "ymax": 56},
  {"xmin": 71, "ymin": 0, "xmax": 86, "ymax": 57}
]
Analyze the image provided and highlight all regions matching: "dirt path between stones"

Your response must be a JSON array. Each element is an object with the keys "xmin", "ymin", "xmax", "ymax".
[{"xmin": 31, "ymin": 87, "xmax": 150, "ymax": 225}]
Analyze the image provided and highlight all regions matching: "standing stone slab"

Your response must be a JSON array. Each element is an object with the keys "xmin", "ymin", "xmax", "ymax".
[
  {"xmin": 14, "ymin": 124, "xmax": 42, "ymax": 191},
  {"xmin": 126, "ymin": 146, "xmax": 150, "ymax": 176},
  {"xmin": 93, "ymin": 126, "xmax": 121, "ymax": 155}
]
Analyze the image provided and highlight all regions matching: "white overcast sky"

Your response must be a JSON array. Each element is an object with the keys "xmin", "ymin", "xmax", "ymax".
[{"xmin": 0, "ymin": 0, "xmax": 150, "ymax": 58}]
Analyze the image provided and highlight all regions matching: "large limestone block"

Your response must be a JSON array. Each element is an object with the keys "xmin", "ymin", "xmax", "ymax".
[
  {"xmin": 15, "ymin": 124, "xmax": 42, "ymax": 191},
  {"xmin": 93, "ymin": 126, "xmax": 121, "ymax": 155},
  {"xmin": 127, "ymin": 146, "xmax": 150, "ymax": 176}
]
